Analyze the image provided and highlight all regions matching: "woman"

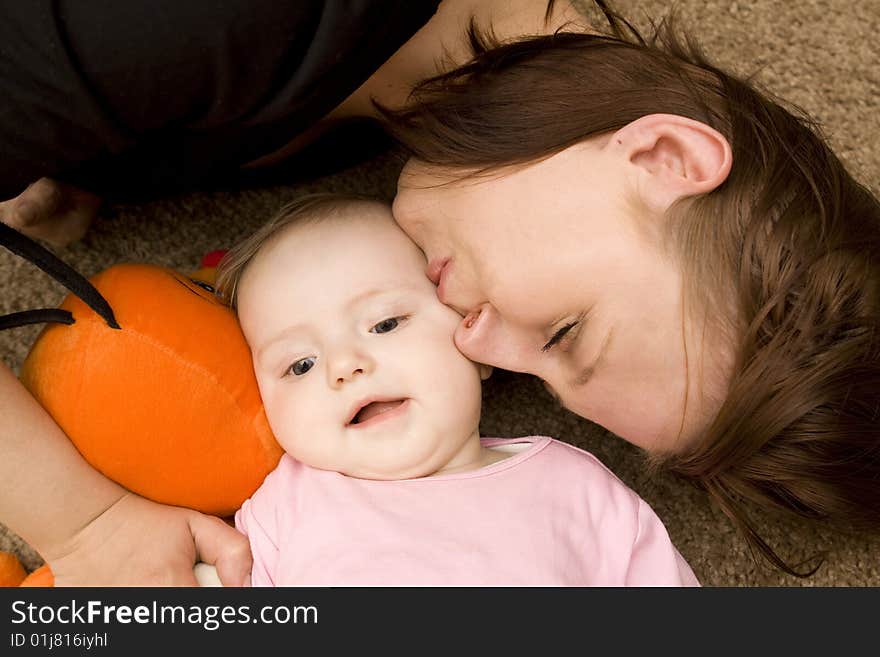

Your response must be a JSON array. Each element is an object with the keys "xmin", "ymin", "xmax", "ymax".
[{"xmin": 387, "ymin": 18, "xmax": 880, "ymax": 574}]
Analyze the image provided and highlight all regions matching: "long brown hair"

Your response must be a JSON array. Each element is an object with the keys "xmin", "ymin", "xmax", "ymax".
[{"xmin": 379, "ymin": 2, "xmax": 880, "ymax": 575}]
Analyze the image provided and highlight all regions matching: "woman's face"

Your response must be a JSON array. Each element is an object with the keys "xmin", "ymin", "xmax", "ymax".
[{"xmin": 393, "ymin": 140, "xmax": 727, "ymax": 453}]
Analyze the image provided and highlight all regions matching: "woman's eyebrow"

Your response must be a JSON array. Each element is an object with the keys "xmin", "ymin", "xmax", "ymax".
[{"xmin": 570, "ymin": 327, "xmax": 613, "ymax": 388}]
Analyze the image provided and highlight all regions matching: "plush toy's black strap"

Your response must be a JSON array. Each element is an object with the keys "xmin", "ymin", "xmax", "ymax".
[
  {"xmin": 0, "ymin": 309, "xmax": 75, "ymax": 330},
  {"xmin": 0, "ymin": 222, "xmax": 120, "ymax": 330}
]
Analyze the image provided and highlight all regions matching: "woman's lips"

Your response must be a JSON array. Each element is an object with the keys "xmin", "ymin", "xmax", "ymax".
[
  {"xmin": 427, "ymin": 257, "xmax": 480, "ymax": 323},
  {"xmin": 425, "ymin": 257, "xmax": 449, "ymax": 286},
  {"xmin": 426, "ymin": 258, "xmax": 451, "ymax": 303}
]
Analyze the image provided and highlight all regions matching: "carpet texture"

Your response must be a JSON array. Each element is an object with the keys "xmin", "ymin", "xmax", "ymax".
[{"xmin": 1, "ymin": 0, "xmax": 878, "ymax": 586}]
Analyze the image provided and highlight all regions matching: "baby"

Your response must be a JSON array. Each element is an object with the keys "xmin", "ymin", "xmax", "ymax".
[{"xmin": 212, "ymin": 194, "xmax": 699, "ymax": 586}]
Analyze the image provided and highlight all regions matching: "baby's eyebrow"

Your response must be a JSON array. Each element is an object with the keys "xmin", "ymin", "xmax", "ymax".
[
  {"xmin": 344, "ymin": 284, "xmax": 419, "ymax": 310},
  {"xmin": 345, "ymin": 287, "xmax": 387, "ymax": 310},
  {"xmin": 255, "ymin": 324, "xmax": 308, "ymax": 365}
]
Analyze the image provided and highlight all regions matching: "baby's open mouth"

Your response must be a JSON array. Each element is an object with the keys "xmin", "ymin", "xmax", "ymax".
[{"xmin": 349, "ymin": 399, "xmax": 408, "ymax": 426}]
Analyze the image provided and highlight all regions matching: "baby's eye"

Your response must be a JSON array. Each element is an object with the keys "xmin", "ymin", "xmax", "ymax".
[
  {"xmin": 285, "ymin": 357, "xmax": 316, "ymax": 377},
  {"xmin": 370, "ymin": 316, "xmax": 407, "ymax": 334}
]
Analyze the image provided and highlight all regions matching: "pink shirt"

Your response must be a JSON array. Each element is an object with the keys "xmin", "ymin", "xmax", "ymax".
[{"xmin": 235, "ymin": 436, "xmax": 699, "ymax": 586}]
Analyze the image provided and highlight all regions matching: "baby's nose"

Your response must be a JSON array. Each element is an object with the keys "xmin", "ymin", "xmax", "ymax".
[{"xmin": 326, "ymin": 348, "xmax": 371, "ymax": 387}]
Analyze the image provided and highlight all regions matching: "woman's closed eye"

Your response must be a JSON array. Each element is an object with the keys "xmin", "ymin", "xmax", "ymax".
[
  {"xmin": 370, "ymin": 315, "xmax": 410, "ymax": 334},
  {"xmin": 541, "ymin": 320, "xmax": 578, "ymax": 352}
]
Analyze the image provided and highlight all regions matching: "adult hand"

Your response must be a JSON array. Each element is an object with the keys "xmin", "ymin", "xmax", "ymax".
[
  {"xmin": 45, "ymin": 493, "xmax": 252, "ymax": 587},
  {"xmin": 0, "ymin": 178, "xmax": 100, "ymax": 248}
]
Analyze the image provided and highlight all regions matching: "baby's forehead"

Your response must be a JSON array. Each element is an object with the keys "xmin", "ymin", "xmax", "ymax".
[
  {"xmin": 280, "ymin": 202, "xmax": 399, "ymax": 240},
  {"xmin": 280, "ymin": 205, "xmax": 421, "ymax": 254},
  {"xmin": 254, "ymin": 212, "xmax": 426, "ymax": 286}
]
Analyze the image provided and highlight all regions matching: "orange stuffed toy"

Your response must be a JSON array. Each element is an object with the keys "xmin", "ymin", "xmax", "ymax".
[{"xmin": 0, "ymin": 239, "xmax": 282, "ymax": 586}]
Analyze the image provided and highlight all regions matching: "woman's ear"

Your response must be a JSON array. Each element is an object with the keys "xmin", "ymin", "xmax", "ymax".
[{"xmin": 612, "ymin": 113, "xmax": 732, "ymax": 213}]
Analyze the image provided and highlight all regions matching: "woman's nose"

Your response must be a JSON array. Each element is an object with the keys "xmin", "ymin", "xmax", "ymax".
[
  {"xmin": 452, "ymin": 304, "xmax": 540, "ymax": 376},
  {"xmin": 326, "ymin": 346, "xmax": 373, "ymax": 388}
]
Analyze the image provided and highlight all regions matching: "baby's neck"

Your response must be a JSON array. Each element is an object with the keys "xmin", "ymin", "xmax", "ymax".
[{"xmin": 427, "ymin": 439, "xmax": 510, "ymax": 477}]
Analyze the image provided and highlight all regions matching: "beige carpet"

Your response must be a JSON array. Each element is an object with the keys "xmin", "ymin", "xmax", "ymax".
[{"xmin": 1, "ymin": 0, "xmax": 878, "ymax": 586}]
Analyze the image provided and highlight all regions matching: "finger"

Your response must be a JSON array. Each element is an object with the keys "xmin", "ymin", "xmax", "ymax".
[{"xmin": 188, "ymin": 512, "xmax": 252, "ymax": 587}]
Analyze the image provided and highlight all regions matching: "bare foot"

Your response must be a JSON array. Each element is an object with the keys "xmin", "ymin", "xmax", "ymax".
[{"xmin": 0, "ymin": 178, "xmax": 101, "ymax": 248}]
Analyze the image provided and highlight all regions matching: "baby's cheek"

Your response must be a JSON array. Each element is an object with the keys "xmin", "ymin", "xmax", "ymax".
[
  {"xmin": 262, "ymin": 398, "xmax": 296, "ymax": 448},
  {"xmin": 423, "ymin": 298, "xmax": 464, "ymax": 327},
  {"xmin": 426, "ymin": 325, "xmax": 473, "ymax": 369}
]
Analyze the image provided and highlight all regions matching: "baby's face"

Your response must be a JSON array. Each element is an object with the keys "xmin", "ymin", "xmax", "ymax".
[{"xmin": 237, "ymin": 204, "xmax": 486, "ymax": 479}]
